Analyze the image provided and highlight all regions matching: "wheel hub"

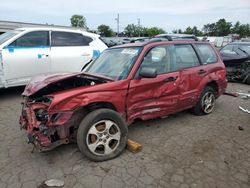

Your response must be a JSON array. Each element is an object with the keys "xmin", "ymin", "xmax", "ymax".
[{"xmin": 86, "ymin": 120, "xmax": 121, "ymax": 156}]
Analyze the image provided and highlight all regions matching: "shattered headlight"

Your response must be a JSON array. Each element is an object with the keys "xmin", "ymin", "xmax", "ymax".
[{"xmin": 35, "ymin": 109, "xmax": 48, "ymax": 122}]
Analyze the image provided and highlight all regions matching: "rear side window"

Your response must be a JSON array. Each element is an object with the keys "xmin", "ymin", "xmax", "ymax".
[
  {"xmin": 195, "ymin": 44, "xmax": 217, "ymax": 64},
  {"xmin": 10, "ymin": 31, "xmax": 49, "ymax": 47},
  {"xmin": 51, "ymin": 31, "xmax": 93, "ymax": 46},
  {"xmin": 174, "ymin": 44, "xmax": 200, "ymax": 69}
]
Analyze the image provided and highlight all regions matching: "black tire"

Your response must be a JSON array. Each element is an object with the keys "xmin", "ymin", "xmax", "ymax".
[
  {"xmin": 190, "ymin": 86, "xmax": 216, "ymax": 116},
  {"xmin": 77, "ymin": 109, "xmax": 128, "ymax": 162}
]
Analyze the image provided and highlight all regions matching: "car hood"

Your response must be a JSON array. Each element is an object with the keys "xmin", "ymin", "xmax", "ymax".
[{"xmin": 23, "ymin": 72, "xmax": 114, "ymax": 97}]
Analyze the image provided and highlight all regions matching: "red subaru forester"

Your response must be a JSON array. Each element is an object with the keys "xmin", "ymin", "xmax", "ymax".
[{"xmin": 20, "ymin": 40, "xmax": 227, "ymax": 161}]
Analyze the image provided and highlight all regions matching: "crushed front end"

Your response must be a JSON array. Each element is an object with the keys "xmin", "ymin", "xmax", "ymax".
[
  {"xmin": 19, "ymin": 96, "xmax": 74, "ymax": 151},
  {"xmin": 19, "ymin": 72, "xmax": 112, "ymax": 151}
]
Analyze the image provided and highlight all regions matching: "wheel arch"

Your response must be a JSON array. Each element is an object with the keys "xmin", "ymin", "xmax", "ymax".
[
  {"xmin": 205, "ymin": 81, "xmax": 219, "ymax": 97},
  {"xmin": 84, "ymin": 101, "xmax": 117, "ymax": 112}
]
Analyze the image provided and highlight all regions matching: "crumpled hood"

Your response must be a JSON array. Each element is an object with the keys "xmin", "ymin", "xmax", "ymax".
[{"xmin": 22, "ymin": 72, "xmax": 113, "ymax": 96}]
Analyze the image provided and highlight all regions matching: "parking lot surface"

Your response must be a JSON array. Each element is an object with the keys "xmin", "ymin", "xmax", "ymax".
[{"xmin": 0, "ymin": 83, "xmax": 249, "ymax": 188}]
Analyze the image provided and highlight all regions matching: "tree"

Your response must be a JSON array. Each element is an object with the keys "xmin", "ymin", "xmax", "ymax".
[
  {"xmin": 124, "ymin": 24, "xmax": 141, "ymax": 37},
  {"xmin": 144, "ymin": 27, "xmax": 165, "ymax": 37},
  {"xmin": 231, "ymin": 21, "xmax": 241, "ymax": 34},
  {"xmin": 70, "ymin": 14, "xmax": 87, "ymax": 28},
  {"xmin": 231, "ymin": 22, "xmax": 250, "ymax": 37},
  {"xmin": 215, "ymin": 18, "xmax": 232, "ymax": 36},
  {"xmin": 182, "ymin": 26, "xmax": 202, "ymax": 36},
  {"xmin": 203, "ymin": 23, "xmax": 217, "ymax": 36},
  {"xmin": 97, "ymin": 25, "xmax": 115, "ymax": 37},
  {"xmin": 172, "ymin": 29, "xmax": 183, "ymax": 34}
]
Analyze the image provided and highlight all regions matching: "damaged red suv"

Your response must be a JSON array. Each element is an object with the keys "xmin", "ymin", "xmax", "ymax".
[{"xmin": 20, "ymin": 40, "xmax": 227, "ymax": 161}]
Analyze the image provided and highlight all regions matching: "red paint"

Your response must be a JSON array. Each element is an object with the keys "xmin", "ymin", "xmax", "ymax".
[{"xmin": 20, "ymin": 40, "xmax": 227, "ymax": 150}]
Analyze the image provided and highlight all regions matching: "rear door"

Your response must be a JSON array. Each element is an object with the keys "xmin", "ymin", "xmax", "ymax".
[
  {"xmin": 173, "ymin": 44, "xmax": 203, "ymax": 110},
  {"xmin": 50, "ymin": 31, "xmax": 93, "ymax": 73},
  {"xmin": 127, "ymin": 44, "xmax": 180, "ymax": 122},
  {"xmin": 2, "ymin": 31, "xmax": 50, "ymax": 86}
]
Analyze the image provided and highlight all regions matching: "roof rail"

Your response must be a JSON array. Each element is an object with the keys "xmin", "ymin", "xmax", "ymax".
[{"xmin": 130, "ymin": 34, "xmax": 198, "ymax": 44}]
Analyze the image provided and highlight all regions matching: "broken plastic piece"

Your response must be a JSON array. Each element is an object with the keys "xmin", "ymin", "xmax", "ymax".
[
  {"xmin": 223, "ymin": 91, "xmax": 238, "ymax": 97},
  {"xmin": 239, "ymin": 106, "xmax": 250, "ymax": 114},
  {"xmin": 44, "ymin": 179, "xmax": 64, "ymax": 187}
]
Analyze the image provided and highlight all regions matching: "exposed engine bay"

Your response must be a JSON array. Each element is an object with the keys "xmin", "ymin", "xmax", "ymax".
[{"xmin": 29, "ymin": 75, "xmax": 107, "ymax": 98}]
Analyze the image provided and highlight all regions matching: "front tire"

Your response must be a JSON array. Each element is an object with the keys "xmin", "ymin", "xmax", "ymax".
[
  {"xmin": 191, "ymin": 86, "xmax": 216, "ymax": 115},
  {"xmin": 77, "ymin": 109, "xmax": 128, "ymax": 161}
]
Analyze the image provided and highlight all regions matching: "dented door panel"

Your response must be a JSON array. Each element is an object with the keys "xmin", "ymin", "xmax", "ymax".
[{"xmin": 127, "ymin": 71, "xmax": 180, "ymax": 122}]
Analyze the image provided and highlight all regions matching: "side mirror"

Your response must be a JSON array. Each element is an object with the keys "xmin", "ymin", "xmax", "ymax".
[{"xmin": 139, "ymin": 67, "xmax": 157, "ymax": 78}]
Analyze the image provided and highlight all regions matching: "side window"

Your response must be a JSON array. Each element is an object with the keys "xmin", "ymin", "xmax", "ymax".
[
  {"xmin": 196, "ymin": 44, "xmax": 217, "ymax": 64},
  {"xmin": 221, "ymin": 45, "xmax": 234, "ymax": 53},
  {"xmin": 139, "ymin": 45, "xmax": 175, "ymax": 75},
  {"xmin": 51, "ymin": 31, "xmax": 93, "ymax": 46},
  {"xmin": 139, "ymin": 44, "xmax": 200, "ymax": 75},
  {"xmin": 174, "ymin": 44, "xmax": 200, "ymax": 69},
  {"xmin": 10, "ymin": 31, "xmax": 49, "ymax": 47}
]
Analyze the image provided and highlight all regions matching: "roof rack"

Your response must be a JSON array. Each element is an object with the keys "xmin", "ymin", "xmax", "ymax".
[{"xmin": 130, "ymin": 34, "xmax": 198, "ymax": 44}]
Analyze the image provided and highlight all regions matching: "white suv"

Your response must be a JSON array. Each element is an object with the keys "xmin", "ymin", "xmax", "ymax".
[{"xmin": 0, "ymin": 27, "xmax": 107, "ymax": 88}]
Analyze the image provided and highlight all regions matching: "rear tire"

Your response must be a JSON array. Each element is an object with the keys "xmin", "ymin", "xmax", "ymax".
[
  {"xmin": 190, "ymin": 86, "xmax": 216, "ymax": 116},
  {"xmin": 77, "ymin": 109, "xmax": 128, "ymax": 162}
]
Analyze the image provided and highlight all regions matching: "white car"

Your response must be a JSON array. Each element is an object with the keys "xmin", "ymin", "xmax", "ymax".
[{"xmin": 0, "ymin": 27, "xmax": 107, "ymax": 88}]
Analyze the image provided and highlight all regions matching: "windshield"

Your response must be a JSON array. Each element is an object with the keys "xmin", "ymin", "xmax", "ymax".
[
  {"xmin": 240, "ymin": 44, "xmax": 250, "ymax": 55},
  {"xmin": 0, "ymin": 30, "xmax": 21, "ymax": 45},
  {"xmin": 86, "ymin": 47, "xmax": 141, "ymax": 80}
]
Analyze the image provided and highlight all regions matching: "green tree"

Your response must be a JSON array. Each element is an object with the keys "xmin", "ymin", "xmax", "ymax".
[
  {"xmin": 232, "ymin": 22, "xmax": 250, "ymax": 37},
  {"xmin": 124, "ymin": 24, "xmax": 141, "ymax": 37},
  {"xmin": 203, "ymin": 23, "xmax": 217, "ymax": 36},
  {"xmin": 215, "ymin": 18, "xmax": 232, "ymax": 36},
  {"xmin": 172, "ymin": 29, "xmax": 183, "ymax": 34},
  {"xmin": 144, "ymin": 27, "xmax": 165, "ymax": 37},
  {"xmin": 231, "ymin": 21, "xmax": 241, "ymax": 34},
  {"xmin": 70, "ymin": 14, "xmax": 86, "ymax": 28},
  {"xmin": 97, "ymin": 24, "xmax": 115, "ymax": 37},
  {"xmin": 238, "ymin": 24, "xmax": 250, "ymax": 38},
  {"xmin": 183, "ymin": 26, "xmax": 202, "ymax": 36}
]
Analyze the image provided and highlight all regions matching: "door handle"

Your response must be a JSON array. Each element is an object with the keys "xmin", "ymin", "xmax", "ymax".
[
  {"xmin": 163, "ymin": 76, "xmax": 178, "ymax": 82},
  {"xmin": 198, "ymin": 69, "xmax": 206, "ymax": 74}
]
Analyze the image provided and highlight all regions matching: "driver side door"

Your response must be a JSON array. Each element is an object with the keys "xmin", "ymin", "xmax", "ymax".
[{"xmin": 127, "ymin": 44, "xmax": 180, "ymax": 122}]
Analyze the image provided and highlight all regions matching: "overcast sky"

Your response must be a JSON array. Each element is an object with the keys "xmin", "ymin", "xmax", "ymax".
[{"xmin": 1, "ymin": 0, "xmax": 250, "ymax": 32}]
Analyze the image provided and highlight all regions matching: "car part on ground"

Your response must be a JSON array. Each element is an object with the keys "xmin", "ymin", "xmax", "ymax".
[
  {"xmin": 220, "ymin": 42, "xmax": 250, "ymax": 84},
  {"xmin": 20, "ymin": 40, "xmax": 227, "ymax": 161},
  {"xmin": 236, "ymin": 91, "xmax": 250, "ymax": 114},
  {"xmin": 126, "ymin": 139, "xmax": 142, "ymax": 153}
]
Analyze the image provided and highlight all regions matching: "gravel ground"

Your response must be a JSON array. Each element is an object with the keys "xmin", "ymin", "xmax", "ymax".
[{"xmin": 0, "ymin": 83, "xmax": 249, "ymax": 188}]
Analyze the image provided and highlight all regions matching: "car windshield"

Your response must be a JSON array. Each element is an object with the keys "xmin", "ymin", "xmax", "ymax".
[
  {"xmin": 85, "ymin": 47, "xmax": 141, "ymax": 80},
  {"xmin": 0, "ymin": 30, "xmax": 21, "ymax": 45},
  {"xmin": 239, "ymin": 44, "xmax": 250, "ymax": 55}
]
